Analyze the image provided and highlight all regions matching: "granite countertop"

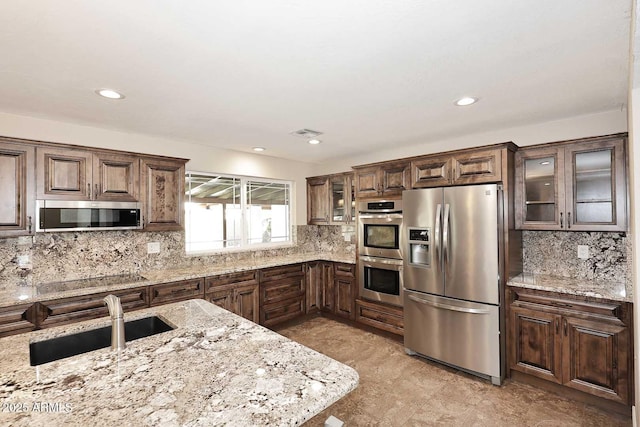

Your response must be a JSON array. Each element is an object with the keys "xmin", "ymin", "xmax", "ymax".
[
  {"xmin": 0, "ymin": 299, "xmax": 359, "ymax": 426},
  {"xmin": 508, "ymin": 272, "xmax": 631, "ymax": 302},
  {"xmin": 0, "ymin": 252, "xmax": 356, "ymax": 308}
]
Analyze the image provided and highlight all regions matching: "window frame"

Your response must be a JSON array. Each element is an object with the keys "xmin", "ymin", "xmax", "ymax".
[{"xmin": 184, "ymin": 171, "xmax": 294, "ymax": 254}]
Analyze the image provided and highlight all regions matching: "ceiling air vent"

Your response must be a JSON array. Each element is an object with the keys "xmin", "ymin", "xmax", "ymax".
[{"xmin": 290, "ymin": 129, "xmax": 323, "ymax": 139}]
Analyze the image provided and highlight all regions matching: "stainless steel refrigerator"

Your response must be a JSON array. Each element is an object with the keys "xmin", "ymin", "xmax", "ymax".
[{"xmin": 402, "ymin": 183, "xmax": 503, "ymax": 385}]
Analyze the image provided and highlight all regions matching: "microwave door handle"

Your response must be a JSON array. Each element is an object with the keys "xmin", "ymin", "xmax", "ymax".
[
  {"xmin": 442, "ymin": 204, "xmax": 450, "ymax": 267},
  {"xmin": 434, "ymin": 204, "xmax": 442, "ymax": 266}
]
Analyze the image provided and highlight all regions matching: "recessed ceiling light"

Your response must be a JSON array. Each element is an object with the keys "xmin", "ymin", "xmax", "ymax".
[
  {"xmin": 544, "ymin": 183, "xmax": 551, "ymax": 186},
  {"xmin": 253, "ymin": 147, "xmax": 265, "ymax": 152},
  {"xmin": 540, "ymin": 161, "xmax": 551, "ymax": 165},
  {"xmin": 96, "ymin": 89, "xmax": 125, "ymax": 99},
  {"xmin": 308, "ymin": 139, "xmax": 321, "ymax": 145},
  {"xmin": 454, "ymin": 97, "xmax": 478, "ymax": 106}
]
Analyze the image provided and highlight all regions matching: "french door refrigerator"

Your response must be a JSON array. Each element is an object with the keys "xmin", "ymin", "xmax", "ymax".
[{"xmin": 402, "ymin": 183, "xmax": 503, "ymax": 385}]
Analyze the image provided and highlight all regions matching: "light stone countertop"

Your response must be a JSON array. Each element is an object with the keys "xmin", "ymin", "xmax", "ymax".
[
  {"xmin": 0, "ymin": 299, "xmax": 359, "ymax": 426},
  {"xmin": 508, "ymin": 272, "xmax": 630, "ymax": 302},
  {"xmin": 0, "ymin": 252, "xmax": 355, "ymax": 308}
]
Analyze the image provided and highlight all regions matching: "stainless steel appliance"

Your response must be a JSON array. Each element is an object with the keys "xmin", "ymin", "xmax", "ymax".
[
  {"xmin": 402, "ymin": 184, "xmax": 503, "ymax": 384},
  {"xmin": 357, "ymin": 199, "xmax": 403, "ymax": 306},
  {"xmin": 36, "ymin": 200, "xmax": 142, "ymax": 232}
]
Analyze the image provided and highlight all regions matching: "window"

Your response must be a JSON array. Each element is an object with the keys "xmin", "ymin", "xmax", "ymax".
[{"xmin": 185, "ymin": 172, "xmax": 292, "ymax": 253}]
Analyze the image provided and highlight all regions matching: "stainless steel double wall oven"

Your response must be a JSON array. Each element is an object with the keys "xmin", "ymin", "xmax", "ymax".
[{"xmin": 357, "ymin": 199, "xmax": 403, "ymax": 307}]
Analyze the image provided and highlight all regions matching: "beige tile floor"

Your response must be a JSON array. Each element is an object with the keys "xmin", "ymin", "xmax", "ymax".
[{"xmin": 275, "ymin": 316, "xmax": 632, "ymax": 427}]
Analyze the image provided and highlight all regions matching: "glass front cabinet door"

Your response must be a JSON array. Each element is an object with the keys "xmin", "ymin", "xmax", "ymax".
[{"xmin": 516, "ymin": 136, "xmax": 627, "ymax": 231}]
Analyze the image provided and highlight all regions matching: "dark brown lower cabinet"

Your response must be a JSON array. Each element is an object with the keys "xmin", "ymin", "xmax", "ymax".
[
  {"xmin": 355, "ymin": 298, "xmax": 403, "ymax": 335},
  {"xmin": 36, "ymin": 287, "xmax": 149, "ymax": 329},
  {"xmin": 149, "ymin": 278, "xmax": 204, "ymax": 306},
  {"xmin": 0, "ymin": 303, "xmax": 38, "ymax": 338},
  {"xmin": 259, "ymin": 264, "xmax": 305, "ymax": 327},
  {"xmin": 508, "ymin": 287, "xmax": 632, "ymax": 407},
  {"xmin": 205, "ymin": 271, "xmax": 259, "ymax": 323},
  {"xmin": 333, "ymin": 263, "xmax": 355, "ymax": 320}
]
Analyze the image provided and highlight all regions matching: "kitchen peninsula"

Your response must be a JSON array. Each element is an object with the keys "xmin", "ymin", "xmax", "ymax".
[{"xmin": 0, "ymin": 299, "xmax": 359, "ymax": 426}]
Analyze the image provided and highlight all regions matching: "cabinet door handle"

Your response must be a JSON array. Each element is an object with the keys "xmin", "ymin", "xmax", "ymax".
[
  {"xmin": 567, "ymin": 212, "xmax": 571, "ymax": 229},
  {"xmin": 87, "ymin": 183, "xmax": 91, "ymax": 198},
  {"xmin": 27, "ymin": 216, "xmax": 32, "ymax": 233},
  {"xmin": 563, "ymin": 318, "xmax": 568, "ymax": 336},
  {"xmin": 560, "ymin": 212, "xmax": 563, "ymax": 228},
  {"xmin": 555, "ymin": 318, "xmax": 559, "ymax": 334},
  {"xmin": 95, "ymin": 183, "xmax": 99, "ymax": 199}
]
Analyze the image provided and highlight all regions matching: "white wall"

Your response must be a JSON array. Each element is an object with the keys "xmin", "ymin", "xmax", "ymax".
[
  {"xmin": 0, "ymin": 111, "xmax": 315, "ymax": 224},
  {"xmin": 312, "ymin": 109, "xmax": 627, "ymax": 175}
]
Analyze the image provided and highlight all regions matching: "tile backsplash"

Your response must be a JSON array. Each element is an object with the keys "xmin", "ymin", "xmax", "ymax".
[
  {"xmin": 0, "ymin": 225, "xmax": 355, "ymax": 286},
  {"xmin": 522, "ymin": 230, "xmax": 631, "ymax": 285}
]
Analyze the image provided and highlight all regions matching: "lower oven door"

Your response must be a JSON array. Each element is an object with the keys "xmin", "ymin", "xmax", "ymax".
[{"xmin": 358, "ymin": 256, "xmax": 403, "ymax": 307}]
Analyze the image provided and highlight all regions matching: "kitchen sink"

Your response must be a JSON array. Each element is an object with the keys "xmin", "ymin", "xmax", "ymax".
[{"xmin": 29, "ymin": 316, "xmax": 175, "ymax": 366}]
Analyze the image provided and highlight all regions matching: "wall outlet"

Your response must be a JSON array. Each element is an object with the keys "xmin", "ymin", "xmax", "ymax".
[
  {"xmin": 147, "ymin": 242, "xmax": 161, "ymax": 254},
  {"xmin": 577, "ymin": 245, "xmax": 589, "ymax": 259}
]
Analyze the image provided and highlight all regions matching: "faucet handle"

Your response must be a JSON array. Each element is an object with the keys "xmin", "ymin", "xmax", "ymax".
[{"xmin": 103, "ymin": 294, "xmax": 124, "ymax": 319}]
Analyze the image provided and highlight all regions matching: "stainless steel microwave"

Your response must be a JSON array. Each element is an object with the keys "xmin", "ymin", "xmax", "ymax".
[{"xmin": 36, "ymin": 200, "xmax": 142, "ymax": 232}]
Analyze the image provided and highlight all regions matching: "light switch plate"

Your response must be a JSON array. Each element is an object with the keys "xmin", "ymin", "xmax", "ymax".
[
  {"xmin": 577, "ymin": 245, "xmax": 589, "ymax": 259},
  {"xmin": 147, "ymin": 242, "xmax": 161, "ymax": 254}
]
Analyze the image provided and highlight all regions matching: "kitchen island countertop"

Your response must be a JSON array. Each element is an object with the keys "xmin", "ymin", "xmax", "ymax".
[{"xmin": 0, "ymin": 299, "xmax": 358, "ymax": 426}]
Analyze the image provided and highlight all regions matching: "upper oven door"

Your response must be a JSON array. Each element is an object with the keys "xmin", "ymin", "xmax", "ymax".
[{"xmin": 357, "ymin": 213, "xmax": 403, "ymax": 259}]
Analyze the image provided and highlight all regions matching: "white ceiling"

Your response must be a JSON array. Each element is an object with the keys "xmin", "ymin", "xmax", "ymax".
[{"xmin": 0, "ymin": 1, "xmax": 632, "ymax": 164}]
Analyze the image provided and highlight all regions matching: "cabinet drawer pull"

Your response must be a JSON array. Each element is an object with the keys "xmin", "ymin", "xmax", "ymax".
[
  {"xmin": 87, "ymin": 183, "xmax": 91, "ymax": 198},
  {"xmin": 563, "ymin": 318, "xmax": 568, "ymax": 336},
  {"xmin": 555, "ymin": 318, "xmax": 559, "ymax": 334},
  {"xmin": 95, "ymin": 183, "xmax": 99, "ymax": 199},
  {"xmin": 567, "ymin": 212, "xmax": 571, "ymax": 229},
  {"xmin": 560, "ymin": 212, "xmax": 563, "ymax": 228},
  {"xmin": 27, "ymin": 216, "xmax": 32, "ymax": 233}
]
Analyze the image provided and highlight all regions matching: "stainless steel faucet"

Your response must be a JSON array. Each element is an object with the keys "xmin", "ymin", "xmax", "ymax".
[{"xmin": 103, "ymin": 294, "xmax": 126, "ymax": 350}]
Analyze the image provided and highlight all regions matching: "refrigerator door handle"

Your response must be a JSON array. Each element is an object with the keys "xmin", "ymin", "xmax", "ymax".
[
  {"xmin": 442, "ymin": 204, "xmax": 450, "ymax": 266},
  {"xmin": 407, "ymin": 294, "xmax": 491, "ymax": 314},
  {"xmin": 434, "ymin": 203, "xmax": 442, "ymax": 265}
]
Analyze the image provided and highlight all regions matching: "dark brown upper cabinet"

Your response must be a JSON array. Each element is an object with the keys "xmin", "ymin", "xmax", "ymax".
[
  {"xmin": 0, "ymin": 139, "xmax": 35, "ymax": 236},
  {"xmin": 353, "ymin": 160, "xmax": 410, "ymax": 198},
  {"xmin": 37, "ymin": 147, "xmax": 139, "ymax": 202},
  {"xmin": 516, "ymin": 135, "xmax": 627, "ymax": 231},
  {"xmin": 411, "ymin": 148, "xmax": 502, "ymax": 188},
  {"xmin": 141, "ymin": 156, "xmax": 186, "ymax": 231},
  {"xmin": 307, "ymin": 172, "xmax": 355, "ymax": 225}
]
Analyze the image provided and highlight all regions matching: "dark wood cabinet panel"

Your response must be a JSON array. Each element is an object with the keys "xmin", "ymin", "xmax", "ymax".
[
  {"xmin": 0, "ymin": 140, "xmax": 35, "ymax": 236},
  {"xmin": 140, "ymin": 157, "xmax": 186, "ymax": 231},
  {"xmin": 355, "ymin": 299, "xmax": 403, "ymax": 335},
  {"xmin": 149, "ymin": 278, "xmax": 204, "ymax": 306},
  {"xmin": 305, "ymin": 262, "xmax": 321, "ymax": 313},
  {"xmin": 510, "ymin": 305, "xmax": 562, "ymax": 383},
  {"xmin": 205, "ymin": 271, "xmax": 259, "ymax": 323},
  {"xmin": 410, "ymin": 156, "xmax": 451, "ymax": 188},
  {"xmin": 37, "ymin": 287, "xmax": 149, "ymax": 329},
  {"xmin": 37, "ymin": 147, "xmax": 93, "ymax": 200},
  {"xmin": 93, "ymin": 153, "xmax": 139, "ymax": 202},
  {"xmin": 260, "ymin": 264, "xmax": 305, "ymax": 327},
  {"xmin": 0, "ymin": 303, "xmax": 37, "ymax": 338},
  {"xmin": 563, "ymin": 316, "xmax": 630, "ymax": 404},
  {"xmin": 354, "ymin": 161, "xmax": 409, "ymax": 198},
  {"xmin": 452, "ymin": 148, "xmax": 502, "ymax": 184},
  {"xmin": 333, "ymin": 263, "xmax": 355, "ymax": 320},
  {"xmin": 516, "ymin": 134, "xmax": 627, "ymax": 231},
  {"xmin": 321, "ymin": 262, "xmax": 334, "ymax": 312},
  {"xmin": 507, "ymin": 286, "xmax": 633, "ymax": 406},
  {"xmin": 306, "ymin": 177, "xmax": 330, "ymax": 224}
]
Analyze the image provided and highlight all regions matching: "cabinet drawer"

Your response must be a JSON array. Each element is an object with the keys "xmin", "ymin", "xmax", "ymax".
[
  {"xmin": 149, "ymin": 278, "xmax": 204, "ymax": 306},
  {"xmin": 205, "ymin": 270, "xmax": 257, "ymax": 291},
  {"xmin": 334, "ymin": 263, "xmax": 355, "ymax": 278},
  {"xmin": 0, "ymin": 303, "xmax": 37, "ymax": 338},
  {"xmin": 261, "ymin": 298, "xmax": 305, "ymax": 327},
  {"xmin": 38, "ymin": 287, "xmax": 149, "ymax": 328},
  {"xmin": 260, "ymin": 277, "xmax": 305, "ymax": 305},
  {"xmin": 356, "ymin": 299, "xmax": 403, "ymax": 335},
  {"xmin": 259, "ymin": 264, "xmax": 305, "ymax": 282}
]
